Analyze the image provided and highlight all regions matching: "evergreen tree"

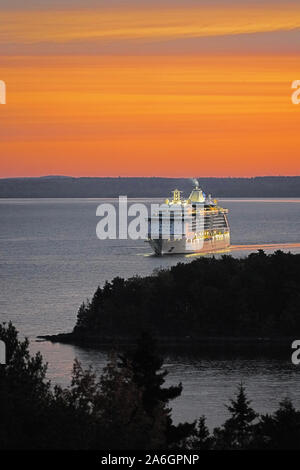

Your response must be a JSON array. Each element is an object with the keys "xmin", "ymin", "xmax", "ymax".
[
  {"xmin": 0, "ymin": 322, "xmax": 52, "ymax": 449},
  {"xmin": 253, "ymin": 398, "xmax": 300, "ymax": 449},
  {"xmin": 214, "ymin": 383, "xmax": 257, "ymax": 449},
  {"xmin": 119, "ymin": 332, "xmax": 196, "ymax": 447},
  {"xmin": 187, "ymin": 416, "xmax": 213, "ymax": 450}
]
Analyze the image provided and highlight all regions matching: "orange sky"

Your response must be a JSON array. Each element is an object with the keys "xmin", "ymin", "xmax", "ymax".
[{"xmin": 0, "ymin": 1, "xmax": 300, "ymax": 176}]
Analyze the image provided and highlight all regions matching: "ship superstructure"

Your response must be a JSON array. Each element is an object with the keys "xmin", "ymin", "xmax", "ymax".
[{"xmin": 146, "ymin": 182, "xmax": 230, "ymax": 255}]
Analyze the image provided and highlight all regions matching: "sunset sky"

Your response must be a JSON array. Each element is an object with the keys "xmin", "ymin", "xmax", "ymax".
[{"xmin": 0, "ymin": 0, "xmax": 300, "ymax": 177}]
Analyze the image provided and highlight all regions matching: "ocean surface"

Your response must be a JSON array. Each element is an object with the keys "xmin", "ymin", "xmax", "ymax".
[{"xmin": 1, "ymin": 197, "xmax": 300, "ymax": 428}]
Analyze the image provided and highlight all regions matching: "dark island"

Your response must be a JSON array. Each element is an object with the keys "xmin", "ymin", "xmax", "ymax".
[{"xmin": 43, "ymin": 250, "xmax": 300, "ymax": 353}]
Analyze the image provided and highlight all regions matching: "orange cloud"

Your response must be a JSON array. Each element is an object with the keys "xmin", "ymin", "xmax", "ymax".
[{"xmin": 1, "ymin": 4, "xmax": 300, "ymax": 46}]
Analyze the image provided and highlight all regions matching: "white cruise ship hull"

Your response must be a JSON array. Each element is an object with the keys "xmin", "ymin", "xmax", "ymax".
[{"xmin": 147, "ymin": 232, "xmax": 230, "ymax": 256}]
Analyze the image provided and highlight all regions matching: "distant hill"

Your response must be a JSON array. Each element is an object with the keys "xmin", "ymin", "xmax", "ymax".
[{"xmin": 0, "ymin": 176, "xmax": 299, "ymax": 198}]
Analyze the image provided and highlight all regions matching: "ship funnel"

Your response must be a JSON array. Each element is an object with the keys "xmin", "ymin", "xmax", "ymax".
[
  {"xmin": 188, "ymin": 178, "xmax": 205, "ymax": 203},
  {"xmin": 188, "ymin": 188, "xmax": 205, "ymax": 203}
]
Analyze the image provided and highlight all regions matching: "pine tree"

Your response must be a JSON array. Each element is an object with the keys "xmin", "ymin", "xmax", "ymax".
[
  {"xmin": 188, "ymin": 416, "xmax": 213, "ymax": 450},
  {"xmin": 0, "ymin": 322, "xmax": 52, "ymax": 449},
  {"xmin": 214, "ymin": 383, "xmax": 257, "ymax": 449},
  {"xmin": 119, "ymin": 332, "xmax": 196, "ymax": 448},
  {"xmin": 254, "ymin": 398, "xmax": 300, "ymax": 449}
]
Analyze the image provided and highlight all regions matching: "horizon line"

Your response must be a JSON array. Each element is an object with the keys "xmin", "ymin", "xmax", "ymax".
[{"xmin": 1, "ymin": 174, "xmax": 300, "ymax": 180}]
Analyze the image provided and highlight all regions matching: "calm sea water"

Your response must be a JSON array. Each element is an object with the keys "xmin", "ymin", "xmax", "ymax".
[{"xmin": 1, "ymin": 198, "xmax": 300, "ymax": 428}]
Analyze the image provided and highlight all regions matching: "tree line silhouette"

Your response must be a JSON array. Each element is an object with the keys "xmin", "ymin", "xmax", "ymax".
[
  {"xmin": 73, "ymin": 251, "xmax": 300, "ymax": 342},
  {"xmin": 0, "ymin": 323, "xmax": 300, "ymax": 450}
]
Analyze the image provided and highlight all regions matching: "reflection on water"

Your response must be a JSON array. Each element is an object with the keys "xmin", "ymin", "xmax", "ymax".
[
  {"xmin": 184, "ymin": 243, "xmax": 300, "ymax": 259},
  {"xmin": 31, "ymin": 340, "xmax": 300, "ymax": 430}
]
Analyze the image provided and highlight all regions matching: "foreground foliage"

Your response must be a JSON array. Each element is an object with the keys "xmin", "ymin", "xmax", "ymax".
[{"xmin": 1, "ymin": 323, "xmax": 300, "ymax": 450}]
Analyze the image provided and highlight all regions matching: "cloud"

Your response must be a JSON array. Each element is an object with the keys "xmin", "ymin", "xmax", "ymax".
[{"xmin": 1, "ymin": 3, "xmax": 300, "ymax": 56}]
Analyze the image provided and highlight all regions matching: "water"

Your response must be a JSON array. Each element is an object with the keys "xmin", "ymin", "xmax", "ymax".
[
  {"xmin": 1, "ymin": 198, "xmax": 300, "ymax": 428},
  {"xmin": 30, "ymin": 341, "xmax": 300, "ymax": 429}
]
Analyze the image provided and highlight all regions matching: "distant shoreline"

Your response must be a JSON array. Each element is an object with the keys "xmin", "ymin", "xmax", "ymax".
[{"xmin": 1, "ymin": 176, "xmax": 300, "ymax": 198}]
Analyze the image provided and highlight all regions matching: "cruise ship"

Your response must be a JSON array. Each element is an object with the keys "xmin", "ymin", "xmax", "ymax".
[{"xmin": 146, "ymin": 182, "xmax": 230, "ymax": 255}]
